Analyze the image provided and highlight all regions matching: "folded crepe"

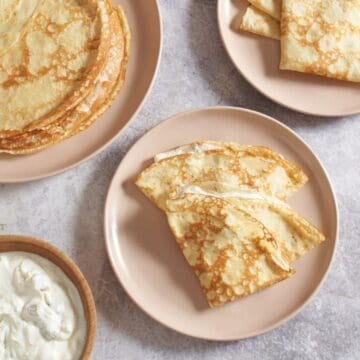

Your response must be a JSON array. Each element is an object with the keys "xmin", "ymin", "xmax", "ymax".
[
  {"xmin": 135, "ymin": 141, "xmax": 307, "ymax": 210},
  {"xmin": 166, "ymin": 193, "xmax": 294, "ymax": 307},
  {"xmin": 249, "ymin": 0, "xmax": 281, "ymax": 20},
  {"xmin": 136, "ymin": 142, "xmax": 326, "ymax": 307},
  {"xmin": 183, "ymin": 182, "xmax": 325, "ymax": 263},
  {"xmin": 280, "ymin": 0, "xmax": 360, "ymax": 82},
  {"xmin": 240, "ymin": 5, "xmax": 280, "ymax": 40}
]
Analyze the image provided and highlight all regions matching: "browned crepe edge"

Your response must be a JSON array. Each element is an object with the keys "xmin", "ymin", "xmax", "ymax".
[{"xmin": 0, "ymin": 4, "xmax": 130, "ymax": 154}]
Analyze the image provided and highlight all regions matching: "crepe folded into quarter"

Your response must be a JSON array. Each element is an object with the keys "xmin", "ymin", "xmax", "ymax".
[
  {"xmin": 0, "ymin": 0, "xmax": 130, "ymax": 154},
  {"xmin": 135, "ymin": 141, "xmax": 325, "ymax": 307},
  {"xmin": 240, "ymin": 5, "xmax": 280, "ymax": 40},
  {"xmin": 249, "ymin": 0, "xmax": 281, "ymax": 20},
  {"xmin": 166, "ymin": 193, "xmax": 294, "ymax": 307},
  {"xmin": 280, "ymin": 0, "xmax": 360, "ymax": 82},
  {"xmin": 183, "ymin": 182, "xmax": 325, "ymax": 263},
  {"xmin": 135, "ymin": 141, "xmax": 308, "ymax": 210}
]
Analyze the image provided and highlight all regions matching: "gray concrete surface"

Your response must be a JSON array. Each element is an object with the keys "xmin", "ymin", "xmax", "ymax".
[{"xmin": 0, "ymin": 1, "xmax": 359, "ymax": 359}]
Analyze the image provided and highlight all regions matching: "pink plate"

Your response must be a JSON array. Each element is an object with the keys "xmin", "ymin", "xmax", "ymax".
[
  {"xmin": 104, "ymin": 107, "xmax": 338, "ymax": 340},
  {"xmin": 218, "ymin": 0, "xmax": 360, "ymax": 116},
  {"xmin": 0, "ymin": 0, "xmax": 162, "ymax": 183}
]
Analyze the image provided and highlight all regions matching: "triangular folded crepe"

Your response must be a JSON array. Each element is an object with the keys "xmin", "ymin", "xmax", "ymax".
[
  {"xmin": 240, "ymin": 5, "xmax": 280, "ymax": 40},
  {"xmin": 184, "ymin": 182, "xmax": 325, "ymax": 263},
  {"xmin": 166, "ymin": 194, "xmax": 294, "ymax": 307},
  {"xmin": 249, "ymin": 0, "xmax": 281, "ymax": 20},
  {"xmin": 135, "ymin": 141, "xmax": 307, "ymax": 210}
]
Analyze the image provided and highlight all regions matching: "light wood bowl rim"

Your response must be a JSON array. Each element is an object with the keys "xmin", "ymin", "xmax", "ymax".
[{"xmin": 0, "ymin": 234, "xmax": 96, "ymax": 360}]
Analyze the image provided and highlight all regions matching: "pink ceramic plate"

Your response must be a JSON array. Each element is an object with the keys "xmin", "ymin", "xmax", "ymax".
[
  {"xmin": 104, "ymin": 107, "xmax": 338, "ymax": 340},
  {"xmin": 0, "ymin": 0, "xmax": 162, "ymax": 183},
  {"xmin": 218, "ymin": 0, "xmax": 360, "ymax": 117}
]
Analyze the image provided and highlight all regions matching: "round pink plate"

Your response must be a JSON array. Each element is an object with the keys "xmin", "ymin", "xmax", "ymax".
[
  {"xmin": 218, "ymin": 0, "xmax": 360, "ymax": 117},
  {"xmin": 0, "ymin": 0, "xmax": 162, "ymax": 183},
  {"xmin": 105, "ymin": 107, "xmax": 338, "ymax": 340}
]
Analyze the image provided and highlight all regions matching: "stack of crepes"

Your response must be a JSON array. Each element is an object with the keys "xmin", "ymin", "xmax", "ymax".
[
  {"xmin": 0, "ymin": 0, "xmax": 130, "ymax": 154},
  {"xmin": 136, "ymin": 141, "xmax": 325, "ymax": 307},
  {"xmin": 239, "ymin": 0, "xmax": 360, "ymax": 82}
]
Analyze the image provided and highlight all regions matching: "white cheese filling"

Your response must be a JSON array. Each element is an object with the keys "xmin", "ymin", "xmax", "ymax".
[{"xmin": 154, "ymin": 143, "xmax": 222, "ymax": 162}]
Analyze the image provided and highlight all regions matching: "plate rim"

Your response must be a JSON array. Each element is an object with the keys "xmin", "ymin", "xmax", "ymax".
[
  {"xmin": 104, "ymin": 106, "xmax": 339, "ymax": 341},
  {"xmin": 216, "ymin": 0, "xmax": 359, "ymax": 118},
  {"xmin": 0, "ymin": 0, "xmax": 163, "ymax": 184}
]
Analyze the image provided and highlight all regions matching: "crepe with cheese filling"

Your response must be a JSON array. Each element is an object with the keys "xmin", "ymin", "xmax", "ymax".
[
  {"xmin": 184, "ymin": 182, "xmax": 326, "ymax": 263},
  {"xmin": 135, "ymin": 142, "xmax": 307, "ymax": 210},
  {"xmin": 166, "ymin": 193, "xmax": 294, "ymax": 307}
]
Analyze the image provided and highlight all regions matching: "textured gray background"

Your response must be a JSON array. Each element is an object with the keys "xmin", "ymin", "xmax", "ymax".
[{"xmin": 1, "ymin": 1, "xmax": 359, "ymax": 359}]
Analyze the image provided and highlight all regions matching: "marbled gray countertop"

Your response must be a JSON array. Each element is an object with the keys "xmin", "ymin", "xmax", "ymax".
[{"xmin": 0, "ymin": 1, "xmax": 359, "ymax": 359}]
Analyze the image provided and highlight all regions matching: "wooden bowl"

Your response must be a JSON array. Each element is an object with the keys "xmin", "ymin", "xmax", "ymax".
[{"xmin": 0, "ymin": 234, "xmax": 96, "ymax": 360}]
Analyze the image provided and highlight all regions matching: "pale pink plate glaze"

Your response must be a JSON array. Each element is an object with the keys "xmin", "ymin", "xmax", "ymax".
[
  {"xmin": 0, "ymin": 0, "xmax": 162, "ymax": 183},
  {"xmin": 218, "ymin": 0, "xmax": 360, "ymax": 117},
  {"xmin": 104, "ymin": 107, "xmax": 338, "ymax": 340}
]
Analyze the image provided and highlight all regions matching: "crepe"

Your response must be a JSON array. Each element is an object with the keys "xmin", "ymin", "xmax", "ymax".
[
  {"xmin": 135, "ymin": 141, "xmax": 307, "ymax": 210},
  {"xmin": 0, "ymin": 0, "xmax": 42, "ymax": 56},
  {"xmin": 0, "ymin": 0, "xmax": 111, "ymax": 134},
  {"xmin": 280, "ymin": 0, "xmax": 360, "ymax": 82},
  {"xmin": 68, "ymin": 6, "xmax": 130, "ymax": 137},
  {"xmin": 136, "ymin": 141, "xmax": 324, "ymax": 307},
  {"xmin": 183, "ymin": 183, "xmax": 325, "ymax": 263},
  {"xmin": 249, "ymin": 0, "xmax": 281, "ymax": 20},
  {"xmin": 166, "ymin": 193, "xmax": 294, "ymax": 307},
  {"xmin": 0, "ymin": 1, "xmax": 130, "ymax": 153},
  {"xmin": 240, "ymin": 5, "xmax": 280, "ymax": 40}
]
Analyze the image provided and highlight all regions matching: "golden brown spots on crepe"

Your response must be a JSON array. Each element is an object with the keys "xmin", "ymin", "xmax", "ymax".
[
  {"xmin": 0, "ymin": 2, "xmax": 130, "ymax": 153},
  {"xmin": 166, "ymin": 194, "xmax": 294, "ymax": 307},
  {"xmin": 280, "ymin": 0, "xmax": 360, "ymax": 82},
  {"xmin": 135, "ymin": 141, "xmax": 308, "ymax": 211}
]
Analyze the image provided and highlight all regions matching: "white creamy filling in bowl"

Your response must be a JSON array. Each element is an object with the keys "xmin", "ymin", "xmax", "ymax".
[{"xmin": 0, "ymin": 251, "xmax": 87, "ymax": 360}]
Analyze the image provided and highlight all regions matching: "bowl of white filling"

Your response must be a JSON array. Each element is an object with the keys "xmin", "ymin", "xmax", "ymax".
[{"xmin": 0, "ymin": 235, "xmax": 96, "ymax": 360}]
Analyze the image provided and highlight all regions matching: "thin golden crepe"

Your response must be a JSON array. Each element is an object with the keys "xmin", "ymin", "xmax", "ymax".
[
  {"xmin": 0, "ymin": 0, "xmax": 111, "ymax": 133},
  {"xmin": 136, "ymin": 142, "xmax": 326, "ymax": 307},
  {"xmin": 183, "ymin": 182, "xmax": 325, "ymax": 263},
  {"xmin": 206, "ymin": 141, "xmax": 307, "ymax": 198},
  {"xmin": 280, "ymin": 0, "xmax": 360, "ymax": 82},
  {"xmin": 0, "ymin": 5, "xmax": 130, "ymax": 154},
  {"xmin": 0, "ymin": 0, "xmax": 43, "ymax": 56},
  {"xmin": 68, "ymin": 6, "xmax": 130, "ymax": 137},
  {"xmin": 249, "ymin": 0, "xmax": 281, "ymax": 20},
  {"xmin": 135, "ymin": 141, "xmax": 308, "ymax": 210},
  {"xmin": 240, "ymin": 5, "xmax": 280, "ymax": 40},
  {"xmin": 0, "ymin": 0, "xmax": 130, "ymax": 154},
  {"xmin": 166, "ymin": 193, "xmax": 294, "ymax": 307}
]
